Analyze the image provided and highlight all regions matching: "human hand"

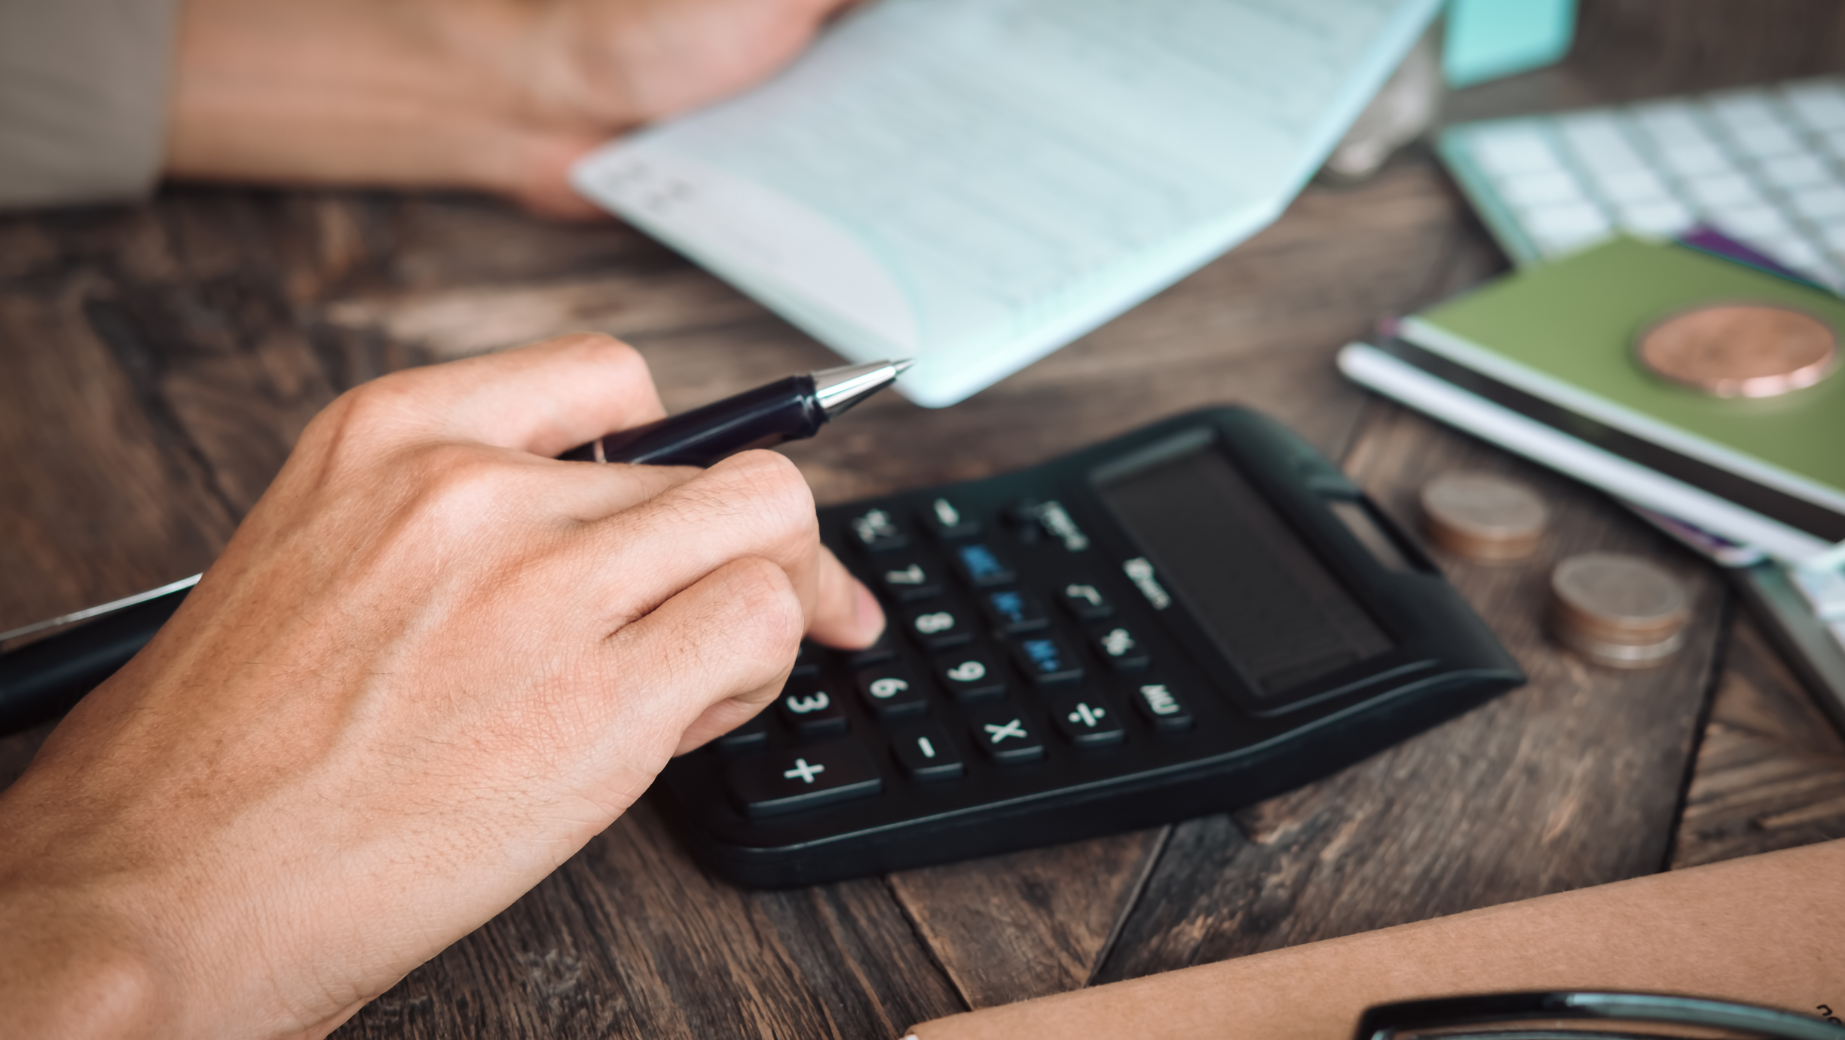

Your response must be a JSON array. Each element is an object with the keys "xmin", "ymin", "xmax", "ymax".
[
  {"xmin": 0, "ymin": 334, "xmax": 883, "ymax": 1038},
  {"xmin": 164, "ymin": 0, "xmax": 858, "ymax": 216}
]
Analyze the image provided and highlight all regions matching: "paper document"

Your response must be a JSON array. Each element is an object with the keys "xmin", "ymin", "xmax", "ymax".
[{"xmin": 574, "ymin": 0, "xmax": 1439, "ymax": 406}]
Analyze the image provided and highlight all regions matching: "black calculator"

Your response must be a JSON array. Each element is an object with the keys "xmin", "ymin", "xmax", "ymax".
[{"xmin": 656, "ymin": 407, "xmax": 1524, "ymax": 887}]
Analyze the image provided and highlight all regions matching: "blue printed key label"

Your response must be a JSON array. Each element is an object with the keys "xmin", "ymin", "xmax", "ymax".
[
  {"xmin": 988, "ymin": 591, "xmax": 1027, "ymax": 625},
  {"xmin": 1022, "ymin": 639, "xmax": 1065, "ymax": 673},
  {"xmin": 959, "ymin": 545, "xmax": 1005, "ymax": 582}
]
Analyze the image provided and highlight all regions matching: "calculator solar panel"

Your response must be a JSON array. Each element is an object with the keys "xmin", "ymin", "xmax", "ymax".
[{"xmin": 655, "ymin": 407, "xmax": 1524, "ymax": 887}]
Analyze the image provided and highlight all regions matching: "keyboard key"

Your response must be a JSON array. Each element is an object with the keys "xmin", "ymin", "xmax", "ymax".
[
  {"xmin": 779, "ymin": 682, "xmax": 848, "ymax": 736},
  {"xmin": 1524, "ymin": 201, "xmax": 1611, "ymax": 253},
  {"xmin": 1631, "ymin": 104, "xmax": 1712, "ymax": 150},
  {"xmin": 1785, "ymin": 81, "xmax": 1845, "ymax": 131},
  {"xmin": 856, "ymin": 664, "xmax": 929, "ymax": 718},
  {"xmin": 1047, "ymin": 692, "xmax": 1125, "ymax": 748},
  {"xmin": 1132, "ymin": 682, "xmax": 1194, "ymax": 732},
  {"xmin": 1727, "ymin": 122, "xmax": 1802, "ymax": 158},
  {"xmin": 1616, "ymin": 198, "xmax": 1695, "ymax": 237},
  {"xmin": 1708, "ymin": 205, "xmax": 1790, "ymax": 241},
  {"xmin": 904, "ymin": 605, "xmax": 972, "ymax": 649},
  {"xmin": 1558, "ymin": 115, "xmax": 1645, "ymax": 174},
  {"xmin": 846, "ymin": 507, "xmax": 908, "ymax": 553},
  {"xmin": 791, "ymin": 642, "xmax": 821, "ymax": 678},
  {"xmin": 847, "ymin": 631, "xmax": 896, "ymax": 667},
  {"xmin": 876, "ymin": 559, "xmax": 943, "ymax": 602},
  {"xmin": 981, "ymin": 589, "xmax": 1049, "ymax": 633},
  {"xmin": 1469, "ymin": 128, "xmax": 1561, "ymax": 178},
  {"xmin": 1498, "ymin": 169, "xmax": 1587, "ymax": 209},
  {"xmin": 729, "ymin": 740, "xmax": 882, "ymax": 818},
  {"xmin": 1027, "ymin": 500, "xmax": 1092, "ymax": 552},
  {"xmin": 1791, "ymin": 184, "xmax": 1845, "ymax": 221},
  {"xmin": 1659, "ymin": 142, "xmax": 1733, "ymax": 179},
  {"xmin": 715, "ymin": 714, "xmax": 770, "ymax": 751},
  {"xmin": 920, "ymin": 496, "xmax": 980, "ymax": 540},
  {"xmin": 1683, "ymin": 173, "xmax": 1763, "ymax": 210},
  {"xmin": 1758, "ymin": 152, "xmax": 1831, "ymax": 190},
  {"xmin": 889, "ymin": 722, "xmax": 964, "ymax": 780},
  {"xmin": 936, "ymin": 649, "xmax": 1006, "ymax": 701},
  {"xmin": 1059, "ymin": 581, "xmax": 1115, "ymax": 620},
  {"xmin": 1590, "ymin": 166, "xmax": 1669, "ymax": 203},
  {"xmin": 1092, "ymin": 626, "xmax": 1151, "ymax": 672},
  {"xmin": 1010, "ymin": 634, "xmax": 1084, "ymax": 686},
  {"xmin": 952, "ymin": 543, "xmax": 1015, "ymax": 587},
  {"xmin": 968, "ymin": 705, "xmax": 1045, "ymax": 764}
]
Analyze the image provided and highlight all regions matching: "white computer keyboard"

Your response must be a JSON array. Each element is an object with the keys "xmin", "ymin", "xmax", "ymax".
[{"xmin": 1438, "ymin": 76, "xmax": 1845, "ymax": 289}]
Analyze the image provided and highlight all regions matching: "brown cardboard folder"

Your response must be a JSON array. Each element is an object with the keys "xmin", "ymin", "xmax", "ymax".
[{"xmin": 904, "ymin": 840, "xmax": 1845, "ymax": 1040}]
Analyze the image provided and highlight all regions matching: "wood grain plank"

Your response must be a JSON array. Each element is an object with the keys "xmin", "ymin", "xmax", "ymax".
[
  {"xmin": 1097, "ymin": 402, "xmax": 1726, "ymax": 981},
  {"xmin": 337, "ymin": 799, "xmax": 965, "ymax": 1040},
  {"xmin": 1671, "ymin": 615, "xmax": 1845, "ymax": 869}
]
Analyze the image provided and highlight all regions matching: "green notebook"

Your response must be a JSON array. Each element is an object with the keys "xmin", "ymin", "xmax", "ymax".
[{"xmin": 1383, "ymin": 236, "xmax": 1845, "ymax": 563}]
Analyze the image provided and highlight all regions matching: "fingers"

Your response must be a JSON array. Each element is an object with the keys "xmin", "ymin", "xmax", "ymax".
[
  {"xmin": 330, "ymin": 334, "xmax": 666, "ymax": 457},
  {"xmin": 592, "ymin": 556, "xmax": 807, "ymax": 762},
  {"xmin": 568, "ymin": 451, "xmax": 865, "ymax": 636},
  {"xmin": 807, "ymin": 546, "xmax": 885, "ymax": 650}
]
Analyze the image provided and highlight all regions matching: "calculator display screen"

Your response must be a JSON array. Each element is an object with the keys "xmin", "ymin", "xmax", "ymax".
[{"xmin": 1098, "ymin": 444, "xmax": 1392, "ymax": 697}]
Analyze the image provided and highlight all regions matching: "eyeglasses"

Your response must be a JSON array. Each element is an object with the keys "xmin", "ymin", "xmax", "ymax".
[{"xmin": 1355, "ymin": 992, "xmax": 1845, "ymax": 1040}]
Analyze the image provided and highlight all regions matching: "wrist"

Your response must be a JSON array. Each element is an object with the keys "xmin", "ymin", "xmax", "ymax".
[
  {"xmin": 0, "ymin": 874, "xmax": 175, "ymax": 1039},
  {"xmin": 163, "ymin": 0, "xmax": 562, "ymax": 200}
]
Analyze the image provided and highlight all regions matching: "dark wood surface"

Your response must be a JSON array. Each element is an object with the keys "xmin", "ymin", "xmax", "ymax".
[{"xmin": 5, "ymin": 3, "xmax": 1845, "ymax": 1037}]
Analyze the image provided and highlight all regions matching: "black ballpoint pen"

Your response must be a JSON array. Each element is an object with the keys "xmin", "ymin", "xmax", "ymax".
[{"xmin": 0, "ymin": 358, "xmax": 912, "ymax": 736}]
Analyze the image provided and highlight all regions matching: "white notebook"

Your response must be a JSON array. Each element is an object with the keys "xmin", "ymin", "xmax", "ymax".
[{"xmin": 573, "ymin": 0, "xmax": 1439, "ymax": 407}]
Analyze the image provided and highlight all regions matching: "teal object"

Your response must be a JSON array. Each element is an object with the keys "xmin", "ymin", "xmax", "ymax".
[{"xmin": 1443, "ymin": 0, "xmax": 1577, "ymax": 88}]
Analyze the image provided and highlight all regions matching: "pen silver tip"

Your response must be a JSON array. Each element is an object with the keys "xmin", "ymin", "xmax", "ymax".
[
  {"xmin": 891, "ymin": 358, "xmax": 915, "ymax": 375},
  {"xmin": 812, "ymin": 359, "xmax": 910, "ymax": 419}
]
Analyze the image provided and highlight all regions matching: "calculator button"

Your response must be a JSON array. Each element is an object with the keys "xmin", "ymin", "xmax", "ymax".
[
  {"xmin": 778, "ymin": 683, "xmax": 849, "ymax": 736},
  {"xmin": 889, "ymin": 722, "xmax": 965, "ymax": 781},
  {"xmin": 790, "ymin": 642, "xmax": 821, "ymax": 678},
  {"xmin": 714, "ymin": 714, "xmax": 770, "ymax": 752},
  {"xmin": 921, "ymin": 497, "xmax": 980, "ymax": 540},
  {"xmin": 856, "ymin": 665, "xmax": 929, "ymax": 719},
  {"xmin": 968, "ymin": 705, "xmax": 1046, "ymax": 764},
  {"xmin": 935, "ymin": 649, "xmax": 1006, "ymax": 701},
  {"xmin": 1009, "ymin": 634, "xmax": 1084, "ymax": 686},
  {"xmin": 904, "ymin": 605, "xmax": 972, "ymax": 649},
  {"xmin": 1132, "ymin": 682, "xmax": 1194, "ymax": 731},
  {"xmin": 846, "ymin": 507, "xmax": 909, "ymax": 553},
  {"xmin": 729, "ymin": 740, "xmax": 883, "ymax": 818},
  {"xmin": 980, "ymin": 589, "xmax": 1049, "ymax": 633},
  {"xmin": 951, "ymin": 543, "xmax": 1015, "ymax": 587},
  {"xmin": 1059, "ymin": 582, "xmax": 1114, "ymax": 621},
  {"xmin": 1028, "ymin": 500, "xmax": 1092, "ymax": 552},
  {"xmin": 876, "ymin": 559, "xmax": 942, "ymax": 602},
  {"xmin": 846, "ymin": 631, "xmax": 896, "ymax": 667},
  {"xmin": 1091, "ymin": 626, "xmax": 1150, "ymax": 672},
  {"xmin": 1047, "ymin": 692, "xmax": 1125, "ymax": 747}
]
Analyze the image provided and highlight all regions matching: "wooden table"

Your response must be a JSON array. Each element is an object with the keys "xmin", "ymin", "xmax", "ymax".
[{"xmin": 4, "ymin": 3, "xmax": 1845, "ymax": 1036}]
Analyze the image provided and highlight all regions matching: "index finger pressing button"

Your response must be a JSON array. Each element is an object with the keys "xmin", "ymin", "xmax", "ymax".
[{"xmin": 728, "ymin": 740, "xmax": 882, "ymax": 818}]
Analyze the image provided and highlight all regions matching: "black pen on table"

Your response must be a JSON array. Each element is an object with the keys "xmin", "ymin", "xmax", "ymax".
[{"xmin": 0, "ymin": 358, "xmax": 912, "ymax": 736}]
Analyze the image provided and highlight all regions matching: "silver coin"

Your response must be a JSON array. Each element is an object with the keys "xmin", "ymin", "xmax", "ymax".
[
  {"xmin": 1550, "ymin": 552, "xmax": 1691, "ymax": 642},
  {"xmin": 1420, "ymin": 472, "xmax": 1548, "ymax": 561}
]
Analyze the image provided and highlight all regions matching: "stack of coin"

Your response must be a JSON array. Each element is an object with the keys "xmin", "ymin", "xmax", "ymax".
[
  {"xmin": 1548, "ymin": 552, "xmax": 1692, "ymax": 669},
  {"xmin": 1419, "ymin": 472, "xmax": 1549, "ymax": 562}
]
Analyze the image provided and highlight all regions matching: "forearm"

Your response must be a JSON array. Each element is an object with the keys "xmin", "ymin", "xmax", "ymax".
[{"xmin": 911, "ymin": 839, "xmax": 1845, "ymax": 1040}]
